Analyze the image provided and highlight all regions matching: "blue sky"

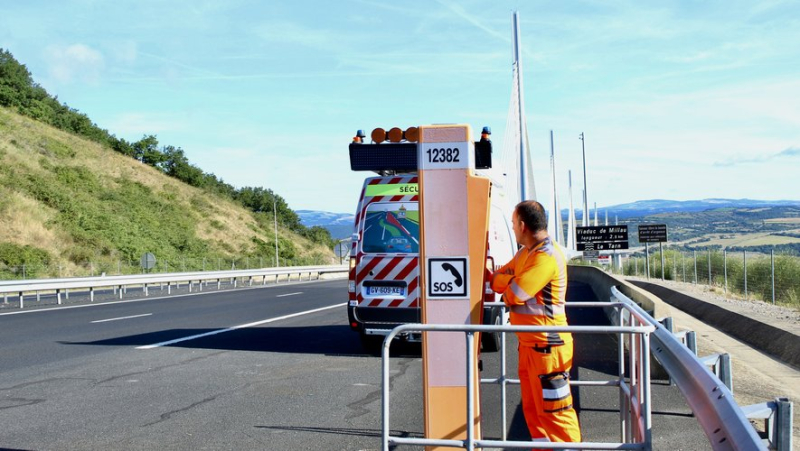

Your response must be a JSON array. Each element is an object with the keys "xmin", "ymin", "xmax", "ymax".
[{"xmin": 2, "ymin": 0, "xmax": 799, "ymax": 214}]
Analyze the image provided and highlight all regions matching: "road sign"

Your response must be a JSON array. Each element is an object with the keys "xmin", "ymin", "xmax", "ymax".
[
  {"xmin": 426, "ymin": 257, "xmax": 469, "ymax": 299},
  {"xmin": 583, "ymin": 248, "xmax": 599, "ymax": 260},
  {"xmin": 638, "ymin": 224, "xmax": 668, "ymax": 243},
  {"xmin": 576, "ymin": 225, "xmax": 629, "ymax": 251},
  {"xmin": 333, "ymin": 241, "xmax": 350, "ymax": 258},
  {"xmin": 598, "ymin": 255, "xmax": 612, "ymax": 265},
  {"xmin": 140, "ymin": 252, "xmax": 156, "ymax": 271}
]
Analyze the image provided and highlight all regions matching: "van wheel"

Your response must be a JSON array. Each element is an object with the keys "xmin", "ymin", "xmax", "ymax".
[
  {"xmin": 359, "ymin": 333, "xmax": 383, "ymax": 354},
  {"xmin": 481, "ymin": 310, "xmax": 502, "ymax": 353}
]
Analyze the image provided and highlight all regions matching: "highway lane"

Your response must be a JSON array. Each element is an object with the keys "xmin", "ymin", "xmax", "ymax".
[
  {"xmin": 0, "ymin": 278, "xmax": 712, "ymax": 449},
  {"xmin": 0, "ymin": 279, "xmax": 426, "ymax": 450}
]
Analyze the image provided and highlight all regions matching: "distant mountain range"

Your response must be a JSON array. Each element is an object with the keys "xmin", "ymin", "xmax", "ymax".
[
  {"xmin": 299, "ymin": 199, "xmax": 800, "ymax": 239},
  {"xmin": 597, "ymin": 198, "xmax": 800, "ymax": 219},
  {"xmin": 297, "ymin": 210, "xmax": 354, "ymax": 239}
]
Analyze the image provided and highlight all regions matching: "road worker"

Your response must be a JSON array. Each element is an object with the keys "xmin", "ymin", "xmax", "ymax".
[{"xmin": 491, "ymin": 200, "xmax": 581, "ymax": 444}]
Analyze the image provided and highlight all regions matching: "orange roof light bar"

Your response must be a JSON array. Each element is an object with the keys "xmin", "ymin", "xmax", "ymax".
[
  {"xmin": 371, "ymin": 128, "xmax": 387, "ymax": 144},
  {"xmin": 404, "ymin": 126, "xmax": 419, "ymax": 143},
  {"xmin": 387, "ymin": 127, "xmax": 404, "ymax": 143}
]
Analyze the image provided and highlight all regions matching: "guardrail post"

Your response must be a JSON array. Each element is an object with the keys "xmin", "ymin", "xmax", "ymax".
[
  {"xmin": 686, "ymin": 331, "xmax": 697, "ymax": 355},
  {"xmin": 772, "ymin": 397, "xmax": 793, "ymax": 451},
  {"xmin": 660, "ymin": 317, "xmax": 673, "ymax": 333},
  {"xmin": 659, "ymin": 317, "xmax": 675, "ymax": 386},
  {"xmin": 719, "ymin": 353, "xmax": 732, "ymax": 393}
]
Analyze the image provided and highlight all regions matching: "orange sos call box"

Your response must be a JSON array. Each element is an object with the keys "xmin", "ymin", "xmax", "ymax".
[{"xmin": 418, "ymin": 124, "xmax": 491, "ymax": 448}]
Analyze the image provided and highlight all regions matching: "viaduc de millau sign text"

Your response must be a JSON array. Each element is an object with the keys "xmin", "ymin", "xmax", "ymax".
[{"xmin": 576, "ymin": 225, "xmax": 629, "ymax": 251}]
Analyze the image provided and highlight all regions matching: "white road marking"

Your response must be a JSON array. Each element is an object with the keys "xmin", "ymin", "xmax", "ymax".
[
  {"xmin": 136, "ymin": 302, "xmax": 347, "ymax": 350},
  {"xmin": 276, "ymin": 292, "xmax": 302, "ymax": 297},
  {"xmin": 91, "ymin": 313, "xmax": 152, "ymax": 323}
]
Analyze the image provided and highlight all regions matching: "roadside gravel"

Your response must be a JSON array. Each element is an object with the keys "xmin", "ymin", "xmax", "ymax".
[
  {"xmin": 627, "ymin": 275, "xmax": 800, "ymax": 336},
  {"xmin": 626, "ymin": 275, "xmax": 800, "ymax": 444}
]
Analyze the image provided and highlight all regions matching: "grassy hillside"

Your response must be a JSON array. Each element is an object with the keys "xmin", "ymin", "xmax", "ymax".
[{"xmin": 0, "ymin": 106, "xmax": 333, "ymax": 278}]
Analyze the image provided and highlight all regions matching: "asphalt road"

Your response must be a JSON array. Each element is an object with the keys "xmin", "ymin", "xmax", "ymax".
[{"xmin": 0, "ymin": 278, "xmax": 710, "ymax": 450}]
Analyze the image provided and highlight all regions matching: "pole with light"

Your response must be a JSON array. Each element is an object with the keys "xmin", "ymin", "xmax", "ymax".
[
  {"xmin": 273, "ymin": 198, "xmax": 279, "ymax": 267},
  {"xmin": 579, "ymin": 132, "xmax": 588, "ymax": 227}
]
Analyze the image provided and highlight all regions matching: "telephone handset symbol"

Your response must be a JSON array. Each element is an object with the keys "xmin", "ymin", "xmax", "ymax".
[{"xmin": 441, "ymin": 263, "xmax": 463, "ymax": 287}]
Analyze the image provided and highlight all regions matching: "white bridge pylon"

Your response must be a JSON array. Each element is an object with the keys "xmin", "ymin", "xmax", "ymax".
[{"xmin": 500, "ymin": 11, "xmax": 581, "ymax": 258}]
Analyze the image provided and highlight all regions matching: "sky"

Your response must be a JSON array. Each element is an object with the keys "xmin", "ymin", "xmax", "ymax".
[{"xmin": 1, "ymin": 0, "xmax": 799, "ymax": 215}]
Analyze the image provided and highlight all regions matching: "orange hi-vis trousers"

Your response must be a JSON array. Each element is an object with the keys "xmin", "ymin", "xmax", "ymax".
[{"xmin": 518, "ymin": 342, "xmax": 581, "ymax": 444}]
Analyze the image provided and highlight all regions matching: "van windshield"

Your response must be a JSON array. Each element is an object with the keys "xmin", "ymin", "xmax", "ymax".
[{"xmin": 361, "ymin": 202, "xmax": 420, "ymax": 254}]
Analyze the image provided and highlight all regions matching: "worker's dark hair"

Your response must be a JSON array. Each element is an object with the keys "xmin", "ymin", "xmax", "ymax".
[{"xmin": 515, "ymin": 200, "xmax": 547, "ymax": 232}]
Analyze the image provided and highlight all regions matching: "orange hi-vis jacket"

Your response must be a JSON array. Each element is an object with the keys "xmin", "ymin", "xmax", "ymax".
[{"xmin": 491, "ymin": 236, "xmax": 572, "ymax": 347}]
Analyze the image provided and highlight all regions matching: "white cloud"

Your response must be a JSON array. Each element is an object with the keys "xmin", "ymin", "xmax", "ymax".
[{"xmin": 44, "ymin": 43, "xmax": 104, "ymax": 84}]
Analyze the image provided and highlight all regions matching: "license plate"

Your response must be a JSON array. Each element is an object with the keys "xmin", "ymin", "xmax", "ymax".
[{"xmin": 366, "ymin": 286, "xmax": 404, "ymax": 296}]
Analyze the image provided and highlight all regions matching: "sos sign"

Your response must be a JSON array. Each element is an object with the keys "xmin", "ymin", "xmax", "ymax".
[{"xmin": 427, "ymin": 257, "xmax": 469, "ymax": 299}]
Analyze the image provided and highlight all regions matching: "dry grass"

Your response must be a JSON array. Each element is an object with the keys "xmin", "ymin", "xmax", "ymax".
[
  {"xmin": 0, "ymin": 188, "xmax": 62, "ymax": 251},
  {"xmin": 700, "ymin": 233, "xmax": 800, "ymax": 247}
]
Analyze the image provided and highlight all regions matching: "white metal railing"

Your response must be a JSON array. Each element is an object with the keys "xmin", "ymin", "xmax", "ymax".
[
  {"xmin": 381, "ymin": 297, "xmax": 657, "ymax": 450},
  {"xmin": 380, "ymin": 287, "xmax": 766, "ymax": 450},
  {"xmin": 0, "ymin": 265, "xmax": 348, "ymax": 309}
]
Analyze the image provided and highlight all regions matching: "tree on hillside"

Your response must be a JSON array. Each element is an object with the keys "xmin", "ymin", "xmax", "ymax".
[
  {"xmin": 0, "ymin": 48, "xmax": 35, "ymax": 108},
  {"xmin": 133, "ymin": 135, "xmax": 168, "ymax": 167},
  {"xmin": 236, "ymin": 186, "xmax": 301, "ymax": 230}
]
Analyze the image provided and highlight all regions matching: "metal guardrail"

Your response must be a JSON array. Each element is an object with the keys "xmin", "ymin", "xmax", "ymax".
[
  {"xmin": 0, "ymin": 265, "xmax": 348, "ymax": 309},
  {"xmin": 611, "ymin": 286, "xmax": 766, "ymax": 450},
  {"xmin": 381, "ymin": 287, "xmax": 768, "ymax": 450}
]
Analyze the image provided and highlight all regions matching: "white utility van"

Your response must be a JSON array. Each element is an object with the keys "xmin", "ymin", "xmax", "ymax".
[{"xmin": 346, "ymin": 173, "xmax": 516, "ymax": 352}]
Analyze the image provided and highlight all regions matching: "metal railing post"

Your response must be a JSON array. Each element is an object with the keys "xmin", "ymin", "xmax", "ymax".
[
  {"xmin": 466, "ymin": 331, "xmax": 476, "ymax": 451},
  {"xmin": 744, "ymin": 250, "xmax": 748, "ymax": 300},
  {"xmin": 682, "ymin": 252, "xmax": 686, "ymax": 282},
  {"xmin": 771, "ymin": 249, "xmax": 775, "ymax": 304},
  {"xmin": 724, "ymin": 249, "xmax": 728, "ymax": 298},
  {"xmin": 501, "ymin": 306, "xmax": 509, "ymax": 440}
]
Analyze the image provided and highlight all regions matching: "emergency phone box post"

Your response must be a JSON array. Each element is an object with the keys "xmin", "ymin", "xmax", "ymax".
[{"xmin": 417, "ymin": 124, "xmax": 491, "ymax": 446}]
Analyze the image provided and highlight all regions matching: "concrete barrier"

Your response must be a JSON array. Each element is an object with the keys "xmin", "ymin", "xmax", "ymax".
[
  {"xmin": 630, "ymin": 280, "xmax": 800, "ymax": 369},
  {"xmin": 568, "ymin": 265, "xmax": 672, "ymax": 320},
  {"xmin": 568, "ymin": 265, "xmax": 673, "ymax": 379}
]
